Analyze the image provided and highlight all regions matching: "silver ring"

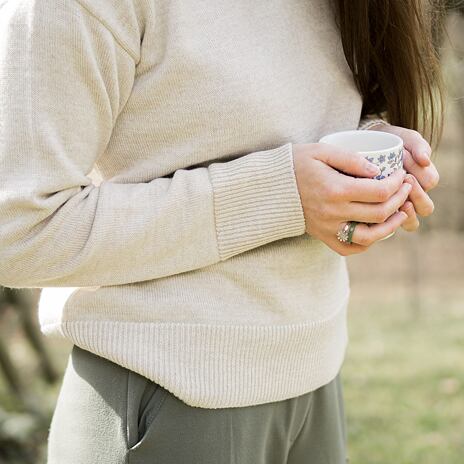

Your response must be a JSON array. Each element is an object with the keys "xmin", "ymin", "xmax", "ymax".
[{"xmin": 337, "ymin": 221, "xmax": 358, "ymax": 244}]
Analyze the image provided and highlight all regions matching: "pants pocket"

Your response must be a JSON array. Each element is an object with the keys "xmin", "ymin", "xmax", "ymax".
[{"xmin": 126, "ymin": 370, "xmax": 170, "ymax": 451}]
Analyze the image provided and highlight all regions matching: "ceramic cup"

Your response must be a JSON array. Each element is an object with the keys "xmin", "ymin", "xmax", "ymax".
[{"xmin": 318, "ymin": 129, "xmax": 404, "ymax": 240}]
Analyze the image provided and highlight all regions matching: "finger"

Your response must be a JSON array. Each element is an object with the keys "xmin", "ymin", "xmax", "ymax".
[
  {"xmin": 372, "ymin": 125, "xmax": 431, "ymax": 167},
  {"xmin": 328, "ymin": 233, "xmax": 368, "ymax": 256},
  {"xmin": 342, "ymin": 168, "xmax": 406, "ymax": 203},
  {"xmin": 401, "ymin": 129, "xmax": 432, "ymax": 167},
  {"xmin": 346, "ymin": 182, "xmax": 412, "ymax": 223},
  {"xmin": 403, "ymin": 149, "xmax": 440, "ymax": 192},
  {"xmin": 350, "ymin": 211, "xmax": 409, "ymax": 246},
  {"xmin": 399, "ymin": 201, "xmax": 420, "ymax": 232},
  {"xmin": 403, "ymin": 174, "xmax": 434, "ymax": 216},
  {"xmin": 315, "ymin": 143, "xmax": 381, "ymax": 178}
]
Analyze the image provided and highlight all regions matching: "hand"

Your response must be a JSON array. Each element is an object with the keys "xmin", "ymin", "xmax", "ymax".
[
  {"xmin": 367, "ymin": 124, "xmax": 439, "ymax": 231},
  {"xmin": 292, "ymin": 143, "xmax": 410, "ymax": 256}
]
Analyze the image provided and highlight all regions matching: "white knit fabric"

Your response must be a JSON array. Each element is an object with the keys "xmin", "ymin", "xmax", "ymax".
[{"xmin": 0, "ymin": 0, "xmax": 372, "ymax": 408}]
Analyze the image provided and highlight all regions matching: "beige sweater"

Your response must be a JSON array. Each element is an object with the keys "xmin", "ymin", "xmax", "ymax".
[{"xmin": 0, "ymin": 0, "xmax": 372, "ymax": 408}]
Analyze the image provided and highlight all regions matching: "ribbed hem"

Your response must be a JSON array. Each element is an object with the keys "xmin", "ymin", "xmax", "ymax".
[
  {"xmin": 208, "ymin": 143, "xmax": 306, "ymax": 261},
  {"xmin": 41, "ymin": 298, "xmax": 349, "ymax": 409}
]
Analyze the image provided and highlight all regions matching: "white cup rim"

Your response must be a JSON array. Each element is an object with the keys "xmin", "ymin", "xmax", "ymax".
[{"xmin": 318, "ymin": 130, "xmax": 403, "ymax": 155}]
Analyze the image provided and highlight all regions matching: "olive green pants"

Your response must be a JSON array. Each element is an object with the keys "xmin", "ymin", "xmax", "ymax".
[{"xmin": 47, "ymin": 345, "xmax": 348, "ymax": 464}]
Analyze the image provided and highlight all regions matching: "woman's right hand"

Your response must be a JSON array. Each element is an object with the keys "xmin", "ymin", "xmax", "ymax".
[{"xmin": 292, "ymin": 143, "xmax": 411, "ymax": 256}]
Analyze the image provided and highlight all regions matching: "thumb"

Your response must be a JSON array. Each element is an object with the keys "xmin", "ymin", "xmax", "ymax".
[{"xmin": 316, "ymin": 143, "xmax": 381, "ymax": 178}]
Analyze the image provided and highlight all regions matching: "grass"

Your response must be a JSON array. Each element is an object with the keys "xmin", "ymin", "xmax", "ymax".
[{"xmin": 342, "ymin": 298, "xmax": 464, "ymax": 464}]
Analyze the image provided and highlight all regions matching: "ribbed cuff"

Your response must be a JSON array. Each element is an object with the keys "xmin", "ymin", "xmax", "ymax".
[
  {"xmin": 358, "ymin": 116, "xmax": 390, "ymax": 131},
  {"xmin": 208, "ymin": 142, "xmax": 306, "ymax": 261}
]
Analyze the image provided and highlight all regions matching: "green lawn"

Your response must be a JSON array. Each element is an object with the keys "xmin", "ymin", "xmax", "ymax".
[{"xmin": 342, "ymin": 300, "xmax": 464, "ymax": 464}]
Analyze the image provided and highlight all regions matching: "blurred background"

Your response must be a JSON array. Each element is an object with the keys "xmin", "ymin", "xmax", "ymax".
[{"xmin": 0, "ymin": 7, "xmax": 463, "ymax": 464}]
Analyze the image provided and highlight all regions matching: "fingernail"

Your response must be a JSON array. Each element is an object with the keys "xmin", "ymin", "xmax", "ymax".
[
  {"xmin": 400, "ymin": 212, "xmax": 408, "ymax": 220},
  {"xmin": 366, "ymin": 163, "xmax": 380, "ymax": 174}
]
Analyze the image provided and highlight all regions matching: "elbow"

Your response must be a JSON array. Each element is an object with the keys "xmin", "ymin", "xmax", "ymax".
[
  {"xmin": 0, "ymin": 251, "xmax": 40, "ymax": 289},
  {"xmin": 0, "ymin": 228, "xmax": 54, "ymax": 289}
]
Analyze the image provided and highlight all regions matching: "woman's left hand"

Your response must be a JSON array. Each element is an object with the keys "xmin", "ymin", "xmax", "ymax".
[{"xmin": 368, "ymin": 123, "xmax": 439, "ymax": 231}]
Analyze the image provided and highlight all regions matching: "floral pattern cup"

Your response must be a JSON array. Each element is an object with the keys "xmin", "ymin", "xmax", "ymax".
[{"xmin": 318, "ymin": 129, "xmax": 404, "ymax": 240}]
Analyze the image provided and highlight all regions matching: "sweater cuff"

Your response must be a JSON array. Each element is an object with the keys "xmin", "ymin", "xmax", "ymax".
[
  {"xmin": 358, "ymin": 116, "xmax": 390, "ymax": 131},
  {"xmin": 208, "ymin": 142, "xmax": 306, "ymax": 261}
]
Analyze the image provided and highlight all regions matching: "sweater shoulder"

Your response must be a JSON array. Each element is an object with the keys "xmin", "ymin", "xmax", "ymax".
[{"xmin": 75, "ymin": 0, "xmax": 152, "ymax": 62}]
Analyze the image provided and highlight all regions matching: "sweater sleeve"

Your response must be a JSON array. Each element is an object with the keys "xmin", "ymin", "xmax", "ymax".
[
  {"xmin": 0, "ymin": 0, "xmax": 306, "ymax": 289},
  {"xmin": 357, "ymin": 115, "xmax": 390, "ymax": 131}
]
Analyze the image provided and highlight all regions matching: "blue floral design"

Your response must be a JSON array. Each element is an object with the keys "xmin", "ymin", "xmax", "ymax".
[{"xmin": 364, "ymin": 147, "xmax": 403, "ymax": 180}]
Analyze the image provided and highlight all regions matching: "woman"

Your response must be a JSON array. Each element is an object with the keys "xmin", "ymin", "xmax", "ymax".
[{"xmin": 0, "ymin": 0, "xmax": 442, "ymax": 462}]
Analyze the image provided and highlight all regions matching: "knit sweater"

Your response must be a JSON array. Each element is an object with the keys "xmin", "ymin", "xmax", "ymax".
[{"xmin": 0, "ymin": 0, "xmax": 372, "ymax": 408}]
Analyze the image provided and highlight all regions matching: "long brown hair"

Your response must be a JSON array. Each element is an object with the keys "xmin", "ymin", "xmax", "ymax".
[{"xmin": 333, "ymin": 0, "xmax": 446, "ymax": 151}]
